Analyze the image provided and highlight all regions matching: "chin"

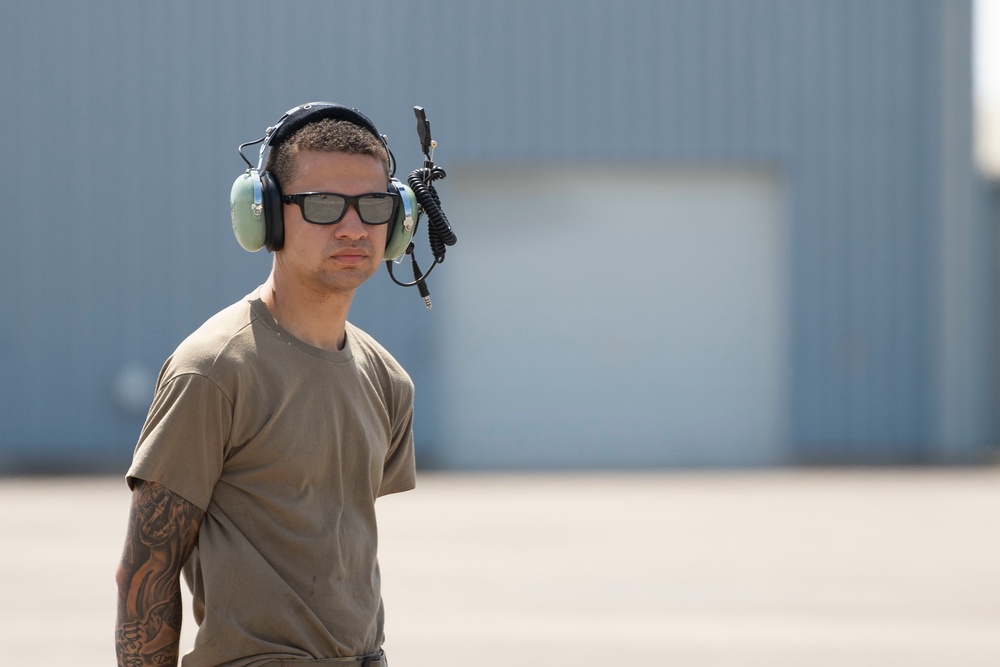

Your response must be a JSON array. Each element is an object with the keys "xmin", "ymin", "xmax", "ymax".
[{"xmin": 317, "ymin": 266, "xmax": 379, "ymax": 293}]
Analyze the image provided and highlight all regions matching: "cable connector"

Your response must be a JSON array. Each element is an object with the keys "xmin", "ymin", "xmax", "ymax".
[{"xmin": 410, "ymin": 246, "xmax": 432, "ymax": 309}]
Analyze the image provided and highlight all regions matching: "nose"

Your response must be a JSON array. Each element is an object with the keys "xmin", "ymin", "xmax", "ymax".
[{"xmin": 333, "ymin": 203, "xmax": 368, "ymax": 240}]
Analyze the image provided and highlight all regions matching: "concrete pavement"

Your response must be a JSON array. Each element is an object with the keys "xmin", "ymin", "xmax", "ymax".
[{"xmin": 2, "ymin": 468, "xmax": 998, "ymax": 666}]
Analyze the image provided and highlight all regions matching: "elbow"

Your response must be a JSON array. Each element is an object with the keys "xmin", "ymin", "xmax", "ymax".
[{"xmin": 115, "ymin": 561, "xmax": 131, "ymax": 596}]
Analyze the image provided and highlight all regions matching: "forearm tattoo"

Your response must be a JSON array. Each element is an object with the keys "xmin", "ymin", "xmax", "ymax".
[{"xmin": 116, "ymin": 481, "xmax": 203, "ymax": 667}]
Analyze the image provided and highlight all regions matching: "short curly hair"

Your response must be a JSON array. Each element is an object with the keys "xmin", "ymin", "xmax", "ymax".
[{"xmin": 265, "ymin": 118, "xmax": 391, "ymax": 189}]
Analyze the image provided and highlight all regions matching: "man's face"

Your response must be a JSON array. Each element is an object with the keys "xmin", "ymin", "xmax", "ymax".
[{"xmin": 276, "ymin": 150, "xmax": 389, "ymax": 295}]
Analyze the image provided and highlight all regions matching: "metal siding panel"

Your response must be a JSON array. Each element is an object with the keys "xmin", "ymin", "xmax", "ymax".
[
  {"xmin": 0, "ymin": 0, "xmax": 983, "ymax": 469},
  {"xmin": 782, "ymin": 0, "xmax": 943, "ymax": 461},
  {"xmin": 937, "ymin": 0, "xmax": 992, "ymax": 454}
]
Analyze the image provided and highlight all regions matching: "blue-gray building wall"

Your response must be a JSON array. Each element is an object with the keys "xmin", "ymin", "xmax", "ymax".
[{"xmin": 0, "ymin": 0, "xmax": 991, "ymax": 470}]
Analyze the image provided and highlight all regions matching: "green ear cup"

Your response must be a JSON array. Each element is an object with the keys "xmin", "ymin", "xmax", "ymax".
[
  {"xmin": 230, "ymin": 171, "xmax": 266, "ymax": 252},
  {"xmin": 385, "ymin": 178, "xmax": 418, "ymax": 261}
]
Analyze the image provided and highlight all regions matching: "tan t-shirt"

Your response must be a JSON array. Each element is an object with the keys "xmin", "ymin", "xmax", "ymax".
[{"xmin": 127, "ymin": 289, "xmax": 416, "ymax": 667}]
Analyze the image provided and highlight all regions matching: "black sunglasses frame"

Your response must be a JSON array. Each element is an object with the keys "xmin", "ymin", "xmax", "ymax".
[{"xmin": 282, "ymin": 191, "xmax": 400, "ymax": 226}]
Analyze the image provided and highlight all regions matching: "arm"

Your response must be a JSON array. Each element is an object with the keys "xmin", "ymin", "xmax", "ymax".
[{"xmin": 115, "ymin": 479, "xmax": 204, "ymax": 667}]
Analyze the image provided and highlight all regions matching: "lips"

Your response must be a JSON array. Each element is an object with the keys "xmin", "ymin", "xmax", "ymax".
[{"xmin": 330, "ymin": 247, "xmax": 369, "ymax": 264}]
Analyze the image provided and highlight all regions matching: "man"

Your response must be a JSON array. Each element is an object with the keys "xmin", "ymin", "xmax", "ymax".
[{"xmin": 116, "ymin": 103, "xmax": 416, "ymax": 667}]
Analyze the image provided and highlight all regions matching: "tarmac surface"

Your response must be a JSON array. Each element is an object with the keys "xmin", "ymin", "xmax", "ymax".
[{"xmin": 2, "ymin": 467, "xmax": 999, "ymax": 666}]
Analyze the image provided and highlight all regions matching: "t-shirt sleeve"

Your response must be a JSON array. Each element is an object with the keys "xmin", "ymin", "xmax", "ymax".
[
  {"xmin": 127, "ymin": 372, "xmax": 233, "ymax": 511},
  {"xmin": 378, "ymin": 376, "xmax": 416, "ymax": 497}
]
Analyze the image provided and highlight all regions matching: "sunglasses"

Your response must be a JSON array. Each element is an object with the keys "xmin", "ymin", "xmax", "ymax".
[{"xmin": 282, "ymin": 192, "xmax": 399, "ymax": 225}]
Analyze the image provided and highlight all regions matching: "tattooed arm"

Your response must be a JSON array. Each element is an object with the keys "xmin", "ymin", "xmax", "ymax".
[{"xmin": 116, "ymin": 480, "xmax": 204, "ymax": 667}]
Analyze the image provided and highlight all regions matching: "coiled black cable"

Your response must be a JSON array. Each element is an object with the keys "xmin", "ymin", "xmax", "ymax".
[
  {"xmin": 409, "ymin": 165, "xmax": 456, "ymax": 260},
  {"xmin": 385, "ymin": 165, "xmax": 457, "ymax": 306}
]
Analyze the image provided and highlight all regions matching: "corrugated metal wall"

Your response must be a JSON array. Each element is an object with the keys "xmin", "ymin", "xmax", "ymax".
[{"xmin": 0, "ymin": 0, "xmax": 990, "ymax": 469}]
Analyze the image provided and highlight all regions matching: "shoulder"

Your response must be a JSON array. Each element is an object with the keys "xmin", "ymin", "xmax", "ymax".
[
  {"xmin": 164, "ymin": 295, "xmax": 259, "ymax": 380},
  {"xmin": 347, "ymin": 323, "xmax": 414, "ymax": 394},
  {"xmin": 348, "ymin": 324, "xmax": 411, "ymax": 377}
]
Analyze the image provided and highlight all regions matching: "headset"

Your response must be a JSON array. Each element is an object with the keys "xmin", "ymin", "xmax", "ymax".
[{"xmin": 230, "ymin": 102, "xmax": 456, "ymax": 307}]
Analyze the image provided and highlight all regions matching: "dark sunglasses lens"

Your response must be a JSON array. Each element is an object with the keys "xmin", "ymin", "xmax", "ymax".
[
  {"xmin": 357, "ymin": 195, "xmax": 395, "ymax": 225},
  {"xmin": 302, "ymin": 194, "xmax": 347, "ymax": 223}
]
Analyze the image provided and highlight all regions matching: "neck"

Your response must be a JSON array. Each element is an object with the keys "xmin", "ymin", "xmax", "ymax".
[{"xmin": 260, "ymin": 271, "xmax": 354, "ymax": 351}]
